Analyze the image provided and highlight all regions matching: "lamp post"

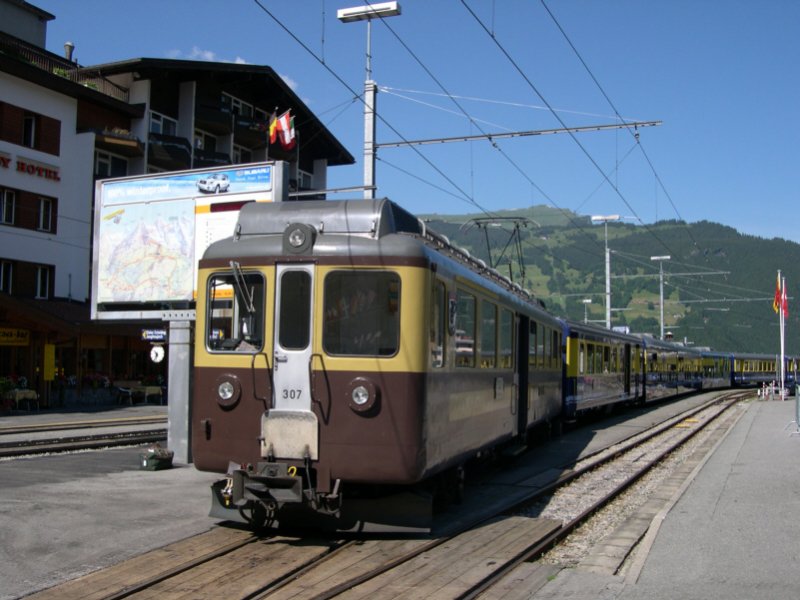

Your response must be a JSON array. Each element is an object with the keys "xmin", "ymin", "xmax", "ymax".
[
  {"xmin": 338, "ymin": 2, "xmax": 401, "ymax": 199},
  {"xmin": 650, "ymin": 255, "xmax": 671, "ymax": 339},
  {"xmin": 582, "ymin": 298, "xmax": 592, "ymax": 324},
  {"xmin": 591, "ymin": 215, "xmax": 621, "ymax": 329}
]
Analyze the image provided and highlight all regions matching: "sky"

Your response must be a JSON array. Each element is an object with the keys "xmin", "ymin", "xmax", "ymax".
[{"xmin": 32, "ymin": 0, "xmax": 800, "ymax": 243}]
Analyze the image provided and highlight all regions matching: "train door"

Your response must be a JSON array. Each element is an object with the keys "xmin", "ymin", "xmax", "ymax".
[{"xmin": 262, "ymin": 263, "xmax": 318, "ymax": 461}]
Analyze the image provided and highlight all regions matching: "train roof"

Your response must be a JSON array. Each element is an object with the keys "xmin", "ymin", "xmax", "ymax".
[{"xmin": 235, "ymin": 198, "xmax": 422, "ymax": 239}]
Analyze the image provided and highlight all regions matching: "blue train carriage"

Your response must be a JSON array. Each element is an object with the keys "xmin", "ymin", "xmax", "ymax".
[
  {"xmin": 192, "ymin": 198, "xmax": 564, "ymax": 531},
  {"xmin": 698, "ymin": 349, "xmax": 735, "ymax": 390},
  {"xmin": 561, "ymin": 320, "xmax": 644, "ymax": 419},
  {"xmin": 732, "ymin": 352, "xmax": 797, "ymax": 390},
  {"xmin": 638, "ymin": 335, "xmax": 703, "ymax": 401}
]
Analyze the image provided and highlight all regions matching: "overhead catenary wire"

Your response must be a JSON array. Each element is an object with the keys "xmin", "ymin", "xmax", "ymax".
[
  {"xmin": 538, "ymin": 0, "xmax": 701, "ymax": 251},
  {"xmin": 460, "ymin": 0, "xmax": 676, "ymax": 259}
]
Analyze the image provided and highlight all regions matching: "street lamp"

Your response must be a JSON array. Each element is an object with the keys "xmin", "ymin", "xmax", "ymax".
[
  {"xmin": 582, "ymin": 298, "xmax": 592, "ymax": 324},
  {"xmin": 650, "ymin": 255, "xmax": 671, "ymax": 339},
  {"xmin": 338, "ymin": 2, "xmax": 401, "ymax": 199},
  {"xmin": 590, "ymin": 215, "xmax": 621, "ymax": 329}
]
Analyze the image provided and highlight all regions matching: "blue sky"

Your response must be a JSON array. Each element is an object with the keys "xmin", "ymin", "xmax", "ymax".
[{"xmin": 34, "ymin": 0, "xmax": 800, "ymax": 242}]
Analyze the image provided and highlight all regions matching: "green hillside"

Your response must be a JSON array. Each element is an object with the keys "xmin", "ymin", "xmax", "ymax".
[{"xmin": 420, "ymin": 207, "xmax": 798, "ymax": 354}]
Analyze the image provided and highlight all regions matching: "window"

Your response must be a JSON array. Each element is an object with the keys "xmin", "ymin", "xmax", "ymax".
[
  {"xmin": 233, "ymin": 144, "xmax": 251, "ymax": 164},
  {"xmin": 35, "ymin": 266, "xmax": 49, "ymax": 299},
  {"xmin": 222, "ymin": 93, "xmax": 253, "ymax": 118},
  {"xmin": 528, "ymin": 322, "xmax": 537, "ymax": 366},
  {"xmin": 95, "ymin": 151, "xmax": 128, "ymax": 178},
  {"xmin": 500, "ymin": 309, "xmax": 514, "ymax": 368},
  {"xmin": 430, "ymin": 281, "xmax": 445, "ymax": 368},
  {"xmin": 323, "ymin": 271, "xmax": 400, "ymax": 356},
  {"xmin": 1, "ymin": 190, "xmax": 15, "ymax": 225},
  {"xmin": 0, "ymin": 261, "xmax": 12, "ymax": 293},
  {"xmin": 194, "ymin": 129, "xmax": 217, "ymax": 152},
  {"xmin": 455, "ymin": 290, "xmax": 476, "ymax": 367},
  {"xmin": 297, "ymin": 170, "xmax": 313, "ymax": 190},
  {"xmin": 206, "ymin": 271, "xmax": 265, "ymax": 352},
  {"xmin": 22, "ymin": 114, "xmax": 36, "ymax": 147},
  {"xmin": 278, "ymin": 270, "xmax": 311, "ymax": 350},
  {"xmin": 150, "ymin": 111, "xmax": 177, "ymax": 136},
  {"xmin": 38, "ymin": 198, "xmax": 52, "ymax": 232},
  {"xmin": 480, "ymin": 301, "xmax": 497, "ymax": 368}
]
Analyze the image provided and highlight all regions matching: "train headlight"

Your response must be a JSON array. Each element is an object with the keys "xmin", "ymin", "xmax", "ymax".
[
  {"xmin": 347, "ymin": 377, "xmax": 380, "ymax": 414},
  {"xmin": 219, "ymin": 381, "xmax": 235, "ymax": 400},
  {"xmin": 352, "ymin": 385, "xmax": 369, "ymax": 406},
  {"xmin": 288, "ymin": 227, "xmax": 306, "ymax": 248},
  {"xmin": 283, "ymin": 222, "xmax": 316, "ymax": 254},
  {"xmin": 214, "ymin": 374, "xmax": 241, "ymax": 408}
]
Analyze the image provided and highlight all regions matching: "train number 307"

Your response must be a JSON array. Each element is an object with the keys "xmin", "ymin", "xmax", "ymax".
[{"xmin": 282, "ymin": 389, "xmax": 302, "ymax": 400}]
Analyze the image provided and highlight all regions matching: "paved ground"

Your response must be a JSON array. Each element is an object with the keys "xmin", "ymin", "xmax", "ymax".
[
  {"xmin": 0, "ymin": 405, "xmax": 219, "ymax": 600},
  {"xmin": 533, "ymin": 399, "xmax": 800, "ymax": 600}
]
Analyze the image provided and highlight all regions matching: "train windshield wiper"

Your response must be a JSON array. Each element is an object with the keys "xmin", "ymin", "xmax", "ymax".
[{"xmin": 229, "ymin": 260, "xmax": 255, "ymax": 315}]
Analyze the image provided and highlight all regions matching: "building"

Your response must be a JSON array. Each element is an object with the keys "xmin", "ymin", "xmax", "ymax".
[{"xmin": 0, "ymin": 0, "xmax": 354, "ymax": 408}]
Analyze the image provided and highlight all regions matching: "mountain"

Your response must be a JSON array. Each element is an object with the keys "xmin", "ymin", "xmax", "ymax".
[{"xmin": 420, "ymin": 206, "xmax": 799, "ymax": 355}]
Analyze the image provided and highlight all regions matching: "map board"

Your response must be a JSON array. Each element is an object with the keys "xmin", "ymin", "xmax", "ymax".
[{"xmin": 91, "ymin": 162, "xmax": 288, "ymax": 320}]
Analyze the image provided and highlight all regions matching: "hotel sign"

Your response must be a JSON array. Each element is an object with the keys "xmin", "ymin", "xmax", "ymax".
[{"xmin": 0, "ymin": 328, "xmax": 30, "ymax": 346}]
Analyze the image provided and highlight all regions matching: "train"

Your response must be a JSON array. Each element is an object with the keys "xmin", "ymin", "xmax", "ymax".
[{"xmin": 191, "ymin": 198, "xmax": 796, "ymax": 532}]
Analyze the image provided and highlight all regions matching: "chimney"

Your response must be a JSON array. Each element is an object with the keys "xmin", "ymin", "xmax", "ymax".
[{"xmin": 64, "ymin": 41, "xmax": 75, "ymax": 62}]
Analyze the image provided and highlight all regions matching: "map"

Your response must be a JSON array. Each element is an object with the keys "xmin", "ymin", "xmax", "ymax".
[{"xmin": 96, "ymin": 199, "xmax": 196, "ymax": 302}]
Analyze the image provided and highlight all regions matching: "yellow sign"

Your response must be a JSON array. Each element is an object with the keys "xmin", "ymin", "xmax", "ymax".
[
  {"xmin": 44, "ymin": 344, "xmax": 56, "ymax": 381},
  {"xmin": 0, "ymin": 328, "xmax": 29, "ymax": 346}
]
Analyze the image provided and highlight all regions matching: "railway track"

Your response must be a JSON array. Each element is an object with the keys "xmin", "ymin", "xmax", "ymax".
[
  {"xmin": 24, "ymin": 391, "xmax": 752, "ymax": 599},
  {"xmin": 0, "ymin": 415, "xmax": 167, "ymax": 458}
]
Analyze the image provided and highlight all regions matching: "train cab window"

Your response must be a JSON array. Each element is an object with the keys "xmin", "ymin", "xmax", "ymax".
[
  {"xmin": 323, "ymin": 271, "xmax": 400, "ymax": 356},
  {"xmin": 430, "ymin": 281, "xmax": 446, "ymax": 368},
  {"xmin": 480, "ymin": 301, "xmax": 497, "ymax": 368},
  {"xmin": 455, "ymin": 290, "xmax": 476, "ymax": 367},
  {"xmin": 500, "ymin": 309, "xmax": 514, "ymax": 368},
  {"xmin": 206, "ymin": 271, "xmax": 265, "ymax": 353}
]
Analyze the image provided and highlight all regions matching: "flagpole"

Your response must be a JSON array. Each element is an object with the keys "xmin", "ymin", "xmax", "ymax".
[{"xmin": 781, "ymin": 275, "xmax": 786, "ymax": 398}]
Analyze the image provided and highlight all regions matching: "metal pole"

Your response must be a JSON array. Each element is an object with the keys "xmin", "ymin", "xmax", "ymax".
[
  {"xmin": 604, "ymin": 222, "xmax": 611, "ymax": 329},
  {"xmin": 659, "ymin": 260, "xmax": 665, "ymax": 339},
  {"xmin": 364, "ymin": 80, "xmax": 377, "ymax": 199}
]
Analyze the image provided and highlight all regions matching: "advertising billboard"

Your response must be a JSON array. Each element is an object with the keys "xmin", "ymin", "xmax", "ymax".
[{"xmin": 91, "ymin": 161, "xmax": 288, "ymax": 320}]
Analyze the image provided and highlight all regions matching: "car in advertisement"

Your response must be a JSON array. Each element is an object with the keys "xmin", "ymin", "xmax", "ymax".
[{"xmin": 196, "ymin": 173, "xmax": 230, "ymax": 194}]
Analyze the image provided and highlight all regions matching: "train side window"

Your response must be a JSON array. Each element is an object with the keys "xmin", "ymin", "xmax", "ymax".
[
  {"xmin": 552, "ymin": 330, "xmax": 561, "ymax": 368},
  {"xmin": 430, "ymin": 281, "xmax": 446, "ymax": 368},
  {"xmin": 579, "ymin": 342, "xmax": 585, "ymax": 375},
  {"xmin": 322, "ymin": 271, "xmax": 400, "ymax": 356},
  {"xmin": 206, "ymin": 271, "xmax": 265, "ymax": 353},
  {"xmin": 537, "ymin": 326, "xmax": 546, "ymax": 368},
  {"xmin": 480, "ymin": 301, "xmax": 497, "ymax": 368},
  {"xmin": 529, "ymin": 322, "xmax": 537, "ymax": 367},
  {"xmin": 500, "ymin": 309, "xmax": 514, "ymax": 369},
  {"xmin": 455, "ymin": 289, "xmax": 476, "ymax": 367},
  {"xmin": 543, "ymin": 326, "xmax": 551, "ymax": 369}
]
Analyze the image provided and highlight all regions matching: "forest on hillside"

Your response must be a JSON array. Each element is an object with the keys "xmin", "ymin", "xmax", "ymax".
[{"xmin": 421, "ymin": 206, "xmax": 800, "ymax": 354}]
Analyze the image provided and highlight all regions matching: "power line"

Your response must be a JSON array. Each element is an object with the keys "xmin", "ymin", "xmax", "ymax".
[{"xmin": 461, "ymin": 0, "xmax": 676, "ymax": 259}]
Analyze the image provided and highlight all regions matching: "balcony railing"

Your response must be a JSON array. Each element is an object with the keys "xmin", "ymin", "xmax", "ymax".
[{"xmin": 0, "ymin": 32, "xmax": 129, "ymax": 103}]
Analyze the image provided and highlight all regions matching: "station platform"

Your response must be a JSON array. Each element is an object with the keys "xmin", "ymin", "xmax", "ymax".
[{"xmin": 533, "ymin": 398, "xmax": 800, "ymax": 600}]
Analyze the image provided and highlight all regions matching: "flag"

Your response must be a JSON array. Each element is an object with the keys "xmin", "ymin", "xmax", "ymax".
[
  {"xmin": 276, "ymin": 110, "xmax": 296, "ymax": 150},
  {"xmin": 773, "ymin": 273, "xmax": 781, "ymax": 314},
  {"xmin": 268, "ymin": 110, "xmax": 278, "ymax": 145},
  {"xmin": 782, "ymin": 280, "xmax": 789, "ymax": 317}
]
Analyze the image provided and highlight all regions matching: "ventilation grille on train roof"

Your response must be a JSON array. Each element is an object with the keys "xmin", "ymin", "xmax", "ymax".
[{"xmin": 236, "ymin": 199, "xmax": 422, "ymax": 238}]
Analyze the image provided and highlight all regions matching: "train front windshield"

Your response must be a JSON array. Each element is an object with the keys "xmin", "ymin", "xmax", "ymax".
[{"xmin": 206, "ymin": 271, "xmax": 265, "ymax": 353}]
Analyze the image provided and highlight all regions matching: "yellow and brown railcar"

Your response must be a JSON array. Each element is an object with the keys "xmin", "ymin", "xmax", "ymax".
[{"xmin": 192, "ymin": 199, "xmax": 561, "ymax": 531}]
